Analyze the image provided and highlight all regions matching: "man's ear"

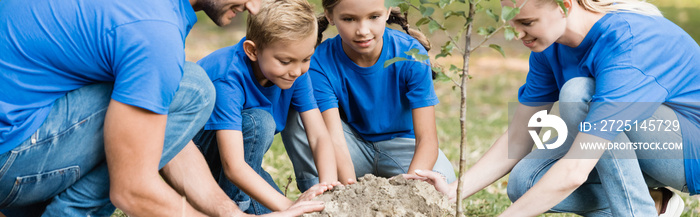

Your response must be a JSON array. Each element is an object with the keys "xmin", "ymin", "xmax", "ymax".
[
  {"xmin": 243, "ymin": 40, "xmax": 258, "ymax": 61},
  {"xmin": 324, "ymin": 10, "xmax": 334, "ymax": 26}
]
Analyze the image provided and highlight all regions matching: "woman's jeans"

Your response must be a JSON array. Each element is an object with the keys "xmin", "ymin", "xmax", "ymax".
[
  {"xmin": 0, "ymin": 62, "xmax": 215, "ymax": 217},
  {"xmin": 281, "ymin": 109, "xmax": 457, "ymax": 192},
  {"xmin": 507, "ymin": 77, "xmax": 687, "ymax": 216},
  {"xmin": 193, "ymin": 109, "xmax": 280, "ymax": 215}
]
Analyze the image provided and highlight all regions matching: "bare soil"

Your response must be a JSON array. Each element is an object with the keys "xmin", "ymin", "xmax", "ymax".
[{"xmin": 303, "ymin": 174, "xmax": 458, "ymax": 217}]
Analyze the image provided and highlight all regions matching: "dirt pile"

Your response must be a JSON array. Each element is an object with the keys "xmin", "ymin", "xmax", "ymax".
[{"xmin": 303, "ymin": 174, "xmax": 458, "ymax": 217}]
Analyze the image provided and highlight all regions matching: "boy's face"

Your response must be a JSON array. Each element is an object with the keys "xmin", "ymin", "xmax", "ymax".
[{"xmin": 253, "ymin": 33, "xmax": 317, "ymax": 89}]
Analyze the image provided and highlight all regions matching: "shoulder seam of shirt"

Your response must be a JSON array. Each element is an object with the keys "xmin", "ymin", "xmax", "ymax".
[{"xmin": 108, "ymin": 19, "xmax": 180, "ymax": 33}]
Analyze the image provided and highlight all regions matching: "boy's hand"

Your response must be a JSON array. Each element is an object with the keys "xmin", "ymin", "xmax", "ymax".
[
  {"xmin": 403, "ymin": 170, "xmax": 457, "ymax": 202},
  {"xmin": 259, "ymin": 201, "xmax": 325, "ymax": 217},
  {"xmin": 295, "ymin": 182, "xmax": 339, "ymax": 203}
]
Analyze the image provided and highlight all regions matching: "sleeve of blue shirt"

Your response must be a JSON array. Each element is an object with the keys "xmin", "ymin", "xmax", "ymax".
[
  {"xmin": 404, "ymin": 60, "xmax": 439, "ymax": 109},
  {"xmin": 200, "ymin": 60, "xmax": 245, "ymax": 131},
  {"xmin": 309, "ymin": 58, "xmax": 339, "ymax": 113},
  {"xmin": 109, "ymin": 21, "xmax": 185, "ymax": 115},
  {"xmin": 518, "ymin": 52, "xmax": 560, "ymax": 106},
  {"xmin": 291, "ymin": 72, "xmax": 318, "ymax": 113}
]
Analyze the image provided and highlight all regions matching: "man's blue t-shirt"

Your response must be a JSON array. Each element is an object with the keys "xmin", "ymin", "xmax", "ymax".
[
  {"xmin": 197, "ymin": 38, "xmax": 318, "ymax": 134},
  {"xmin": 0, "ymin": 0, "xmax": 197, "ymax": 154},
  {"xmin": 310, "ymin": 28, "xmax": 439, "ymax": 142},
  {"xmin": 518, "ymin": 12, "xmax": 700, "ymax": 195}
]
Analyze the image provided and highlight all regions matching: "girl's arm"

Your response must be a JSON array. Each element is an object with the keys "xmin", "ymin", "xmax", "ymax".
[
  {"xmin": 408, "ymin": 106, "xmax": 440, "ymax": 174},
  {"xmin": 216, "ymin": 130, "xmax": 294, "ymax": 211},
  {"xmin": 499, "ymin": 133, "xmax": 606, "ymax": 216},
  {"xmin": 298, "ymin": 108, "xmax": 339, "ymax": 184},
  {"xmin": 321, "ymin": 108, "xmax": 357, "ymax": 184},
  {"xmin": 408, "ymin": 103, "xmax": 552, "ymax": 201}
]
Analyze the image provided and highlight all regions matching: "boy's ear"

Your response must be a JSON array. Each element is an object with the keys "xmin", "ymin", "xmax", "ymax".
[
  {"xmin": 324, "ymin": 10, "xmax": 334, "ymax": 26},
  {"xmin": 243, "ymin": 40, "xmax": 258, "ymax": 61}
]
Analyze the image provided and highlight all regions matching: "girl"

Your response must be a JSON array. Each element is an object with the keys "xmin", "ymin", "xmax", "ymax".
[
  {"xmin": 409, "ymin": 0, "xmax": 700, "ymax": 216},
  {"xmin": 281, "ymin": 0, "xmax": 457, "ymax": 192},
  {"xmin": 192, "ymin": 0, "xmax": 339, "ymax": 214}
]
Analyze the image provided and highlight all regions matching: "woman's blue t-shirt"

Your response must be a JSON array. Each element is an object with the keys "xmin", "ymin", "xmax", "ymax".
[
  {"xmin": 197, "ymin": 38, "xmax": 318, "ymax": 134},
  {"xmin": 0, "ymin": 0, "xmax": 197, "ymax": 154},
  {"xmin": 310, "ymin": 27, "xmax": 439, "ymax": 142},
  {"xmin": 518, "ymin": 12, "xmax": 700, "ymax": 195}
]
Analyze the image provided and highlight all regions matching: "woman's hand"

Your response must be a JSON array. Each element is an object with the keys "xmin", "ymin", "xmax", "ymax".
[{"xmin": 403, "ymin": 170, "xmax": 457, "ymax": 202}]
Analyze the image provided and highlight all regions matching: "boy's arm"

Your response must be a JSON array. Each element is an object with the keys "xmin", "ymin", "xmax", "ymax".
[
  {"xmin": 159, "ymin": 141, "xmax": 247, "ymax": 217},
  {"xmin": 104, "ymin": 100, "xmax": 206, "ymax": 216},
  {"xmin": 299, "ymin": 108, "xmax": 339, "ymax": 184},
  {"xmin": 319, "ymin": 108, "xmax": 356, "ymax": 184},
  {"xmin": 407, "ymin": 106, "xmax": 439, "ymax": 174},
  {"xmin": 216, "ymin": 129, "xmax": 295, "ymax": 211}
]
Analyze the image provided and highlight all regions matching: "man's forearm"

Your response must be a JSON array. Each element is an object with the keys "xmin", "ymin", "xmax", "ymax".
[{"xmin": 160, "ymin": 141, "xmax": 245, "ymax": 217}]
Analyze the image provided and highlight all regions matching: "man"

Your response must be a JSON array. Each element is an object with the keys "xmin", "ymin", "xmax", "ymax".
[{"xmin": 0, "ymin": 0, "xmax": 325, "ymax": 216}]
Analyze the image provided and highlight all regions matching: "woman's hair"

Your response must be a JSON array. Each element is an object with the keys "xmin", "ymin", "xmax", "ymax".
[
  {"xmin": 246, "ymin": 0, "xmax": 317, "ymax": 49},
  {"xmin": 316, "ymin": 0, "xmax": 431, "ymax": 51},
  {"xmin": 541, "ymin": 0, "xmax": 662, "ymax": 16},
  {"xmin": 317, "ymin": 0, "xmax": 436, "ymax": 78}
]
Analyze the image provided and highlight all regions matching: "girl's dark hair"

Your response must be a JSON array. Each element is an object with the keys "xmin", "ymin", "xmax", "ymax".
[{"xmin": 317, "ymin": 7, "xmax": 436, "ymax": 79}]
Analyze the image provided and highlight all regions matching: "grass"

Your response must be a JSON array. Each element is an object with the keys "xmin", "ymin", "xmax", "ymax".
[{"xmin": 111, "ymin": 2, "xmax": 700, "ymax": 216}]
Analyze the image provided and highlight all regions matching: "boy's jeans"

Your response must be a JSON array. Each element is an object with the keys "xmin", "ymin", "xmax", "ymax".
[
  {"xmin": 507, "ymin": 77, "xmax": 687, "ymax": 216},
  {"xmin": 193, "ymin": 109, "xmax": 280, "ymax": 215},
  {"xmin": 281, "ymin": 109, "xmax": 457, "ymax": 192},
  {"xmin": 0, "ymin": 62, "xmax": 215, "ymax": 217}
]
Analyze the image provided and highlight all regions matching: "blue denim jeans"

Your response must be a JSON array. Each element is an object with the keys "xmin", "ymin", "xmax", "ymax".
[
  {"xmin": 193, "ymin": 109, "xmax": 280, "ymax": 215},
  {"xmin": 0, "ymin": 62, "xmax": 215, "ymax": 217},
  {"xmin": 281, "ymin": 109, "xmax": 457, "ymax": 192},
  {"xmin": 507, "ymin": 77, "xmax": 687, "ymax": 216}
]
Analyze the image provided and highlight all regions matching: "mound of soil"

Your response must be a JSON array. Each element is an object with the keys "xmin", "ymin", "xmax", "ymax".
[{"xmin": 303, "ymin": 174, "xmax": 458, "ymax": 217}]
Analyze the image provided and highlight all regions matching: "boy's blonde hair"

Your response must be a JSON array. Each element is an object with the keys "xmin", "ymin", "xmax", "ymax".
[{"xmin": 246, "ymin": 0, "xmax": 318, "ymax": 49}]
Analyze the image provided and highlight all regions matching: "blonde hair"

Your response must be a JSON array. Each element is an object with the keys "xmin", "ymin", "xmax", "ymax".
[
  {"xmin": 543, "ymin": 0, "xmax": 662, "ymax": 16},
  {"xmin": 246, "ymin": 0, "xmax": 318, "ymax": 49}
]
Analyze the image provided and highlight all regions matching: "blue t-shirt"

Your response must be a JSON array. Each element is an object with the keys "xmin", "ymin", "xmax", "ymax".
[
  {"xmin": 518, "ymin": 12, "xmax": 700, "ymax": 195},
  {"xmin": 0, "ymin": 0, "xmax": 197, "ymax": 154},
  {"xmin": 197, "ymin": 38, "xmax": 318, "ymax": 134},
  {"xmin": 310, "ymin": 28, "xmax": 439, "ymax": 142}
]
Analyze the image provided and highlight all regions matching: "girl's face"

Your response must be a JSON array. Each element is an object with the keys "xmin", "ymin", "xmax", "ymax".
[
  {"xmin": 503, "ymin": 0, "xmax": 567, "ymax": 52},
  {"xmin": 326, "ymin": 0, "xmax": 391, "ymax": 62},
  {"xmin": 246, "ymin": 33, "xmax": 317, "ymax": 89}
]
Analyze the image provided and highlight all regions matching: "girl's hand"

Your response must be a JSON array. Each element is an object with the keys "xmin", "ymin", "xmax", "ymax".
[
  {"xmin": 260, "ymin": 201, "xmax": 325, "ymax": 217},
  {"xmin": 403, "ymin": 170, "xmax": 457, "ymax": 202}
]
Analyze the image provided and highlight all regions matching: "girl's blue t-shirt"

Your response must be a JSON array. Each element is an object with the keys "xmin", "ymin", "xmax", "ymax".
[
  {"xmin": 197, "ymin": 38, "xmax": 318, "ymax": 134},
  {"xmin": 310, "ymin": 27, "xmax": 439, "ymax": 142},
  {"xmin": 519, "ymin": 12, "xmax": 700, "ymax": 195},
  {"xmin": 0, "ymin": 0, "xmax": 197, "ymax": 154}
]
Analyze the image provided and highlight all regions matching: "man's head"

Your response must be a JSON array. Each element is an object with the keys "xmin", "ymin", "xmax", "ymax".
[{"xmin": 192, "ymin": 0, "xmax": 261, "ymax": 26}]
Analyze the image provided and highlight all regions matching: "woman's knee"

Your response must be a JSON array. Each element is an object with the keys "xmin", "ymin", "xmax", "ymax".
[{"xmin": 559, "ymin": 77, "xmax": 594, "ymax": 103}]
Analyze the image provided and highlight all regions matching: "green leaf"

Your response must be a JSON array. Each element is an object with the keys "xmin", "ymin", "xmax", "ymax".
[
  {"xmin": 444, "ymin": 10, "xmax": 466, "ymax": 20},
  {"xmin": 385, "ymin": 0, "xmax": 404, "ymax": 7},
  {"xmin": 486, "ymin": 9, "xmax": 499, "ymax": 22},
  {"xmin": 384, "ymin": 57, "xmax": 408, "ymax": 68},
  {"xmin": 457, "ymin": 0, "xmax": 466, "ymax": 3},
  {"xmin": 449, "ymin": 64, "xmax": 461, "ymax": 74},
  {"xmin": 428, "ymin": 20, "xmax": 441, "ymax": 34},
  {"xmin": 476, "ymin": 26, "xmax": 496, "ymax": 36},
  {"xmin": 489, "ymin": 44, "xmax": 505, "ymax": 57},
  {"xmin": 414, "ymin": 54, "xmax": 430, "ymax": 62},
  {"xmin": 405, "ymin": 48, "xmax": 420, "ymax": 56},
  {"xmin": 398, "ymin": 3, "xmax": 410, "ymax": 13},
  {"xmin": 438, "ymin": 0, "xmax": 453, "ymax": 9},
  {"xmin": 435, "ymin": 71, "xmax": 451, "ymax": 82},
  {"xmin": 504, "ymin": 26, "xmax": 518, "ymax": 40},
  {"xmin": 419, "ymin": 5, "xmax": 435, "ymax": 17},
  {"xmin": 501, "ymin": 6, "xmax": 519, "ymax": 21},
  {"xmin": 475, "ymin": 3, "xmax": 484, "ymax": 13},
  {"xmin": 419, "ymin": 0, "xmax": 435, "ymax": 5},
  {"xmin": 415, "ymin": 17, "xmax": 431, "ymax": 27}
]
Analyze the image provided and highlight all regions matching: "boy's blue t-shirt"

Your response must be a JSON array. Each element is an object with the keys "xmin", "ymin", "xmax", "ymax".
[
  {"xmin": 197, "ymin": 38, "xmax": 318, "ymax": 134},
  {"xmin": 310, "ymin": 28, "xmax": 439, "ymax": 142},
  {"xmin": 518, "ymin": 12, "xmax": 700, "ymax": 195},
  {"xmin": 0, "ymin": 0, "xmax": 197, "ymax": 154}
]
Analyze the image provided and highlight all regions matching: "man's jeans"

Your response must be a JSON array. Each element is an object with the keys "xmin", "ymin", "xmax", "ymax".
[
  {"xmin": 193, "ymin": 109, "xmax": 280, "ymax": 215},
  {"xmin": 281, "ymin": 109, "xmax": 457, "ymax": 192},
  {"xmin": 507, "ymin": 77, "xmax": 687, "ymax": 216},
  {"xmin": 0, "ymin": 62, "xmax": 215, "ymax": 217}
]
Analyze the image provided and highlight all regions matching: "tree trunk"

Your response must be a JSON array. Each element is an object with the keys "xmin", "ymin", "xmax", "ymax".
[{"xmin": 455, "ymin": 1, "xmax": 475, "ymax": 216}]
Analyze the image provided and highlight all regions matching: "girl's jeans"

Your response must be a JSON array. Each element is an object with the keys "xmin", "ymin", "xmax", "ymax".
[
  {"xmin": 193, "ymin": 109, "xmax": 279, "ymax": 215},
  {"xmin": 507, "ymin": 77, "xmax": 687, "ymax": 216},
  {"xmin": 281, "ymin": 109, "xmax": 457, "ymax": 192},
  {"xmin": 0, "ymin": 62, "xmax": 215, "ymax": 217}
]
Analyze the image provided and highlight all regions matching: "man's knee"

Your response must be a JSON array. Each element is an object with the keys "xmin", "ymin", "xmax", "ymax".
[
  {"xmin": 178, "ymin": 61, "xmax": 216, "ymax": 115},
  {"xmin": 507, "ymin": 159, "xmax": 545, "ymax": 202}
]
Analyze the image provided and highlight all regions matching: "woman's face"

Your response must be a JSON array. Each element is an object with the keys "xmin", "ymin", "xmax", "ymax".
[
  {"xmin": 503, "ymin": 0, "xmax": 568, "ymax": 52},
  {"xmin": 326, "ymin": 0, "xmax": 391, "ymax": 61}
]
